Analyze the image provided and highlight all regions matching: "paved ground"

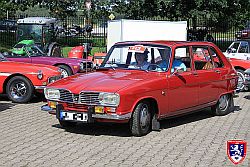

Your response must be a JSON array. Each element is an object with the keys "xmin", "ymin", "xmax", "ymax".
[{"xmin": 0, "ymin": 92, "xmax": 249, "ymax": 167}]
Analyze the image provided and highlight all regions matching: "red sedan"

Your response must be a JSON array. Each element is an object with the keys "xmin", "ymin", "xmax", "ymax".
[
  {"xmin": 42, "ymin": 41, "xmax": 238, "ymax": 136},
  {"xmin": 0, "ymin": 53, "xmax": 62, "ymax": 103}
]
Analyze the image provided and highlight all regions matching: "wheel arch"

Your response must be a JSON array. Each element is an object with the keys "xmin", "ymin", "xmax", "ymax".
[
  {"xmin": 54, "ymin": 63, "xmax": 73, "ymax": 72},
  {"xmin": 234, "ymin": 66, "xmax": 246, "ymax": 71},
  {"xmin": 3, "ymin": 73, "xmax": 33, "ymax": 94},
  {"xmin": 132, "ymin": 97, "xmax": 159, "ymax": 115}
]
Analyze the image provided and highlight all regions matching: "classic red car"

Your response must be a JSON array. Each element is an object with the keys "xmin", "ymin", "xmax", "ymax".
[
  {"xmin": 42, "ymin": 41, "xmax": 238, "ymax": 136},
  {"xmin": 0, "ymin": 53, "xmax": 62, "ymax": 103},
  {"xmin": 229, "ymin": 58, "xmax": 250, "ymax": 91}
]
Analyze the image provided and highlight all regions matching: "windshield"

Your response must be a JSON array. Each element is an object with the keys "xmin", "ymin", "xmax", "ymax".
[
  {"xmin": 25, "ymin": 45, "xmax": 45, "ymax": 56},
  {"xmin": 17, "ymin": 24, "xmax": 43, "ymax": 42},
  {"xmin": 101, "ymin": 44, "xmax": 171, "ymax": 72}
]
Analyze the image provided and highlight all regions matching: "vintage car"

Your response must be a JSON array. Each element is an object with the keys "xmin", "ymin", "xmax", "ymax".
[
  {"xmin": 244, "ymin": 68, "xmax": 250, "ymax": 89},
  {"xmin": 223, "ymin": 40, "xmax": 250, "ymax": 60},
  {"xmin": 229, "ymin": 58, "xmax": 250, "ymax": 91},
  {"xmin": 3, "ymin": 44, "xmax": 93, "ymax": 77},
  {"xmin": 42, "ymin": 41, "xmax": 238, "ymax": 136},
  {"xmin": 0, "ymin": 53, "xmax": 62, "ymax": 103}
]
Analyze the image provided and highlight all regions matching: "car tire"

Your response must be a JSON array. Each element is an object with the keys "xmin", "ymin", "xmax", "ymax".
[
  {"xmin": 130, "ymin": 101, "xmax": 152, "ymax": 136},
  {"xmin": 51, "ymin": 45, "xmax": 62, "ymax": 57},
  {"xmin": 211, "ymin": 94, "xmax": 234, "ymax": 116},
  {"xmin": 6, "ymin": 76, "xmax": 34, "ymax": 103},
  {"xmin": 59, "ymin": 120, "xmax": 77, "ymax": 128},
  {"xmin": 236, "ymin": 69, "xmax": 245, "ymax": 91},
  {"xmin": 57, "ymin": 65, "xmax": 73, "ymax": 78}
]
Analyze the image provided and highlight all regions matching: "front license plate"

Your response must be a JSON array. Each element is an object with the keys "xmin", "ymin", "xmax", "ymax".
[{"xmin": 60, "ymin": 111, "xmax": 88, "ymax": 122}]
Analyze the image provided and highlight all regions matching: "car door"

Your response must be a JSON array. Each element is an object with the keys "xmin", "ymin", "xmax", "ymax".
[
  {"xmin": 192, "ymin": 46, "xmax": 221, "ymax": 105},
  {"xmin": 167, "ymin": 46, "xmax": 199, "ymax": 114}
]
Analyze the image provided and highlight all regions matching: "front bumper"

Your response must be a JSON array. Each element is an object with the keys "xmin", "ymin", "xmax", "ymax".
[
  {"xmin": 35, "ymin": 86, "xmax": 46, "ymax": 90},
  {"xmin": 41, "ymin": 104, "xmax": 131, "ymax": 121}
]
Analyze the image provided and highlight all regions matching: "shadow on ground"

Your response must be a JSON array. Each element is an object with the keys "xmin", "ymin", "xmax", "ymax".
[
  {"xmin": 244, "ymin": 95, "xmax": 250, "ymax": 100},
  {"xmin": 0, "ymin": 94, "xmax": 46, "ymax": 104},
  {"xmin": 52, "ymin": 107, "xmax": 221, "ymax": 137}
]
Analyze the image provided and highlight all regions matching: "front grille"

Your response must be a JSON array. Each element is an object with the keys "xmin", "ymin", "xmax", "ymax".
[
  {"xmin": 59, "ymin": 90, "xmax": 73, "ymax": 102},
  {"xmin": 58, "ymin": 90, "xmax": 101, "ymax": 105},
  {"xmin": 79, "ymin": 92, "xmax": 100, "ymax": 105}
]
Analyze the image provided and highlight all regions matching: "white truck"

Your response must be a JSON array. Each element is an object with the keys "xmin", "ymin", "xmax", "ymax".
[{"xmin": 107, "ymin": 19, "xmax": 187, "ymax": 51}]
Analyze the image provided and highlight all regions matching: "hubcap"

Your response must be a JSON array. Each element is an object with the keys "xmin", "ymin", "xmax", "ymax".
[
  {"xmin": 237, "ymin": 71, "xmax": 245, "ymax": 91},
  {"xmin": 10, "ymin": 82, "xmax": 27, "ymax": 99},
  {"xmin": 140, "ymin": 104, "xmax": 150, "ymax": 128},
  {"xmin": 218, "ymin": 95, "xmax": 229, "ymax": 111},
  {"xmin": 61, "ymin": 69, "xmax": 69, "ymax": 78}
]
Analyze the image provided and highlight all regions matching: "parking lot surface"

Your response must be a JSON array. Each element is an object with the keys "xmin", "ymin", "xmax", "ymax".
[{"xmin": 0, "ymin": 92, "xmax": 249, "ymax": 167}]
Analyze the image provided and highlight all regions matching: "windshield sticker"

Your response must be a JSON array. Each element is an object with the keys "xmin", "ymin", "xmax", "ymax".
[{"xmin": 128, "ymin": 45, "xmax": 146, "ymax": 53}]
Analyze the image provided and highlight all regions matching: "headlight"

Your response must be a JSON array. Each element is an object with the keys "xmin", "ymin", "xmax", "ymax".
[
  {"xmin": 44, "ymin": 88, "xmax": 60, "ymax": 100},
  {"xmin": 245, "ymin": 73, "xmax": 250, "ymax": 78},
  {"xmin": 98, "ymin": 93, "xmax": 120, "ymax": 106},
  {"xmin": 37, "ymin": 70, "xmax": 43, "ymax": 80}
]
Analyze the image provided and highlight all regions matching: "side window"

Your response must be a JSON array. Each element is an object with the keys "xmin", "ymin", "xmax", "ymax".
[
  {"xmin": 210, "ymin": 47, "xmax": 224, "ymax": 68},
  {"xmin": 230, "ymin": 42, "xmax": 240, "ymax": 53},
  {"xmin": 172, "ymin": 47, "xmax": 191, "ymax": 73},
  {"xmin": 238, "ymin": 42, "xmax": 249, "ymax": 53},
  {"xmin": 192, "ymin": 46, "xmax": 213, "ymax": 70}
]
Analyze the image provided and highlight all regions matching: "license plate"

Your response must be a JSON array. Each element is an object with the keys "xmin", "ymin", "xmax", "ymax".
[{"xmin": 60, "ymin": 111, "xmax": 88, "ymax": 122}]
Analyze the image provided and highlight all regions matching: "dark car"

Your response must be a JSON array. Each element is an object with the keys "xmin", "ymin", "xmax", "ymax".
[
  {"xmin": 0, "ymin": 20, "xmax": 17, "ymax": 31},
  {"xmin": 244, "ymin": 68, "xmax": 250, "ymax": 90}
]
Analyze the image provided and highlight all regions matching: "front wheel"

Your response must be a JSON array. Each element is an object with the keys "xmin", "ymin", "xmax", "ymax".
[
  {"xmin": 236, "ymin": 69, "xmax": 245, "ymax": 91},
  {"xmin": 6, "ymin": 76, "xmax": 34, "ymax": 103},
  {"xmin": 57, "ymin": 65, "xmax": 73, "ymax": 78},
  {"xmin": 211, "ymin": 94, "xmax": 234, "ymax": 116},
  {"xmin": 130, "ymin": 101, "xmax": 152, "ymax": 136}
]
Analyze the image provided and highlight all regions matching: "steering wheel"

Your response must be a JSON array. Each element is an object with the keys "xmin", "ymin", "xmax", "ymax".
[{"xmin": 147, "ymin": 64, "xmax": 165, "ymax": 71}]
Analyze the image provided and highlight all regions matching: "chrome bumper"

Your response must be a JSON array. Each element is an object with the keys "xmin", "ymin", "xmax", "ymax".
[
  {"xmin": 41, "ymin": 105, "xmax": 131, "ymax": 120},
  {"xmin": 35, "ymin": 86, "xmax": 46, "ymax": 90}
]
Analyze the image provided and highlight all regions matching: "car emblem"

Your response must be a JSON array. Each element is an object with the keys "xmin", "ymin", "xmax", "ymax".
[{"xmin": 227, "ymin": 140, "xmax": 247, "ymax": 164}]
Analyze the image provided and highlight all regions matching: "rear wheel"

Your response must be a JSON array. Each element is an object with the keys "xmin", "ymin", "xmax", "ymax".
[
  {"xmin": 211, "ymin": 94, "xmax": 234, "ymax": 116},
  {"xmin": 6, "ymin": 76, "xmax": 34, "ymax": 103},
  {"xmin": 57, "ymin": 65, "xmax": 73, "ymax": 78},
  {"xmin": 130, "ymin": 101, "xmax": 152, "ymax": 136},
  {"xmin": 50, "ymin": 45, "xmax": 62, "ymax": 57},
  {"xmin": 236, "ymin": 69, "xmax": 245, "ymax": 91}
]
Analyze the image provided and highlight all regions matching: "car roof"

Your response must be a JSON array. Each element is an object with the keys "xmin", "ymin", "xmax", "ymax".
[{"xmin": 115, "ymin": 41, "xmax": 215, "ymax": 47}]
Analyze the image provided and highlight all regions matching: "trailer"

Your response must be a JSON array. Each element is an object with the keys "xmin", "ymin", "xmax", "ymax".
[{"xmin": 107, "ymin": 19, "xmax": 187, "ymax": 51}]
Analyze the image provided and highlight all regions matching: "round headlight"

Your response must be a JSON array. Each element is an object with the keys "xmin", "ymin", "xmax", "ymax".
[
  {"xmin": 37, "ymin": 70, "xmax": 43, "ymax": 80},
  {"xmin": 98, "ymin": 93, "xmax": 120, "ymax": 106},
  {"xmin": 44, "ymin": 88, "xmax": 60, "ymax": 100}
]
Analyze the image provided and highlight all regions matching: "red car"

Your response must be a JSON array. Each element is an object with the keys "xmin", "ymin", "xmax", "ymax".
[
  {"xmin": 229, "ymin": 58, "xmax": 250, "ymax": 91},
  {"xmin": 0, "ymin": 53, "xmax": 62, "ymax": 103},
  {"xmin": 42, "ymin": 41, "xmax": 238, "ymax": 136}
]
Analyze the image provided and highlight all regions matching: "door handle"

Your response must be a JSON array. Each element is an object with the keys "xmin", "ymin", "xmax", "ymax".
[
  {"xmin": 214, "ymin": 70, "xmax": 221, "ymax": 73},
  {"xmin": 192, "ymin": 72, "xmax": 198, "ymax": 77}
]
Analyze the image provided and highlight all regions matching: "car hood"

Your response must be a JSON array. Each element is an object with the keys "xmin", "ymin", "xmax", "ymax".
[
  {"xmin": 48, "ymin": 69, "xmax": 157, "ymax": 93},
  {"xmin": 0, "ymin": 61, "xmax": 59, "ymax": 74}
]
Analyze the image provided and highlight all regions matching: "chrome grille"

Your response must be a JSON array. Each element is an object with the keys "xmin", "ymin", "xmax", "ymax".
[
  {"xmin": 79, "ymin": 92, "xmax": 100, "ymax": 105},
  {"xmin": 59, "ymin": 90, "xmax": 73, "ymax": 102}
]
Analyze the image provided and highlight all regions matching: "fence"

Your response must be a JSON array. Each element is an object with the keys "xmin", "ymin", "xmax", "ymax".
[{"xmin": 0, "ymin": 16, "xmax": 248, "ymax": 53}]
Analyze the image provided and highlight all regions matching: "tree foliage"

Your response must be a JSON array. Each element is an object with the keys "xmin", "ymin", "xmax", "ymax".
[{"xmin": 0, "ymin": 0, "xmax": 249, "ymax": 28}]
